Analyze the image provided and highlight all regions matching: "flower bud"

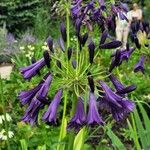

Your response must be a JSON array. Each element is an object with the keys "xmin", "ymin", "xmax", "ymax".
[
  {"xmin": 88, "ymin": 40, "xmax": 95, "ymax": 64},
  {"xmin": 60, "ymin": 23, "xmax": 67, "ymax": 42},
  {"xmin": 47, "ymin": 36, "xmax": 54, "ymax": 53},
  {"xmin": 67, "ymin": 47, "xmax": 72, "ymax": 61},
  {"xmin": 43, "ymin": 51, "xmax": 51, "ymax": 68}
]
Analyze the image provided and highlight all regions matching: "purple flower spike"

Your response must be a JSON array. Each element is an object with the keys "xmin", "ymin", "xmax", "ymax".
[
  {"xmin": 42, "ymin": 89, "xmax": 63, "ymax": 124},
  {"xmin": 87, "ymin": 92, "xmax": 104, "ymax": 125},
  {"xmin": 99, "ymin": 40, "xmax": 122, "ymax": 49},
  {"xmin": 68, "ymin": 97, "xmax": 86, "ymax": 130},
  {"xmin": 20, "ymin": 58, "xmax": 46, "ymax": 80},
  {"xmin": 134, "ymin": 55, "xmax": 145, "ymax": 74},
  {"xmin": 100, "ymin": 29, "xmax": 108, "ymax": 45},
  {"xmin": 60, "ymin": 23, "xmax": 67, "ymax": 42},
  {"xmin": 18, "ymin": 84, "xmax": 42, "ymax": 105},
  {"xmin": 99, "ymin": 0, "xmax": 106, "ymax": 10}
]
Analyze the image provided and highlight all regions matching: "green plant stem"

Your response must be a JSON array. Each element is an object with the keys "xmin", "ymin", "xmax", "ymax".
[{"xmin": 0, "ymin": 77, "xmax": 11, "ymax": 150}]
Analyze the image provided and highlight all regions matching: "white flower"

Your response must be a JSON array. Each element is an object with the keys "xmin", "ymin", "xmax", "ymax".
[
  {"xmin": 0, "ymin": 113, "xmax": 12, "ymax": 124},
  {"xmin": 0, "ymin": 129, "xmax": 14, "ymax": 141},
  {"xmin": 20, "ymin": 46, "xmax": 25, "ymax": 50}
]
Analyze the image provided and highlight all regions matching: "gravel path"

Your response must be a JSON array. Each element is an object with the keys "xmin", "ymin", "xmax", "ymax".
[{"xmin": 0, "ymin": 65, "xmax": 13, "ymax": 79}]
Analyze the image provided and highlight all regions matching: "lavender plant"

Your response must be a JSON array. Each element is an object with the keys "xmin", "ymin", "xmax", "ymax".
[{"xmin": 18, "ymin": 0, "xmax": 141, "ymax": 148}]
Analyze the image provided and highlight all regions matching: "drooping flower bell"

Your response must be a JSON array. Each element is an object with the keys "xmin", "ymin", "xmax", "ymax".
[
  {"xmin": 20, "ymin": 58, "xmax": 46, "ymax": 80},
  {"xmin": 134, "ymin": 55, "xmax": 145, "ymax": 74},
  {"xmin": 109, "ymin": 74, "xmax": 136, "ymax": 95},
  {"xmin": 21, "ymin": 73, "xmax": 52, "ymax": 125},
  {"xmin": 68, "ymin": 97, "xmax": 86, "ymax": 130},
  {"xmin": 42, "ymin": 89, "xmax": 63, "ymax": 124},
  {"xmin": 87, "ymin": 92, "xmax": 104, "ymax": 125},
  {"xmin": 99, "ymin": 80, "xmax": 135, "ymax": 121}
]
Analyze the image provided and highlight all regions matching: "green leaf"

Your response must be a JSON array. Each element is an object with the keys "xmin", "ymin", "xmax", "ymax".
[
  {"xmin": 107, "ymin": 128, "xmax": 126, "ymax": 150},
  {"xmin": 20, "ymin": 139, "xmax": 28, "ymax": 150},
  {"xmin": 73, "ymin": 127, "xmax": 85, "ymax": 150}
]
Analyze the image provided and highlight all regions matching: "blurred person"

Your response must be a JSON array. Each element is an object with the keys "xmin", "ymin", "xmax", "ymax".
[{"xmin": 115, "ymin": 4, "xmax": 130, "ymax": 49}]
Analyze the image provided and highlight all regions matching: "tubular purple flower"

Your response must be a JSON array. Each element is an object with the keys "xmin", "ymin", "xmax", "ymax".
[
  {"xmin": 37, "ymin": 73, "xmax": 52, "ymax": 98},
  {"xmin": 42, "ymin": 89, "xmax": 63, "ymax": 124},
  {"xmin": 75, "ymin": 19, "xmax": 82, "ymax": 37},
  {"xmin": 134, "ymin": 55, "xmax": 145, "ymax": 74},
  {"xmin": 60, "ymin": 23, "xmax": 67, "ymax": 42},
  {"xmin": 87, "ymin": 92, "xmax": 104, "ymax": 125},
  {"xmin": 109, "ymin": 50, "xmax": 121, "ymax": 72},
  {"xmin": 109, "ymin": 74, "xmax": 136, "ymax": 95},
  {"xmin": 47, "ymin": 36, "xmax": 54, "ymax": 53},
  {"xmin": 43, "ymin": 50, "xmax": 51, "ymax": 68},
  {"xmin": 22, "ymin": 97, "xmax": 43, "ymax": 125},
  {"xmin": 31, "ymin": 57, "xmax": 41, "ymax": 76},
  {"xmin": 109, "ymin": 74, "xmax": 125, "ymax": 92},
  {"xmin": 88, "ymin": 40, "xmax": 95, "ymax": 64},
  {"xmin": 20, "ymin": 58, "xmax": 46, "ymax": 80},
  {"xmin": 68, "ymin": 97, "xmax": 86, "ymax": 130},
  {"xmin": 100, "ymin": 29, "xmax": 108, "ymax": 45},
  {"xmin": 99, "ymin": 40, "xmax": 122, "ymax": 49},
  {"xmin": 18, "ymin": 84, "xmax": 42, "ymax": 105}
]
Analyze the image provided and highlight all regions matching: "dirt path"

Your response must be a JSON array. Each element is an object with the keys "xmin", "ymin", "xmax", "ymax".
[{"xmin": 0, "ymin": 64, "xmax": 13, "ymax": 79}]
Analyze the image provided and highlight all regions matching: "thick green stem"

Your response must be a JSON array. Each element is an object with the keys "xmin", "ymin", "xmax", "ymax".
[{"xmin": 0, "ymin": 77, "xmax": 11, "ymax": 150}]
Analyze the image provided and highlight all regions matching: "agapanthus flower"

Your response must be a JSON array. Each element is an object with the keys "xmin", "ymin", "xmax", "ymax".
[
  {"xmin": 20, "ymin": 58, "xmax": 46, "ymax": 80},
  {"xmin": 22, "ymin": 97, "xmax": 43, "ymax": 125},
  {"xmin": 22, "ymin": 73, "xmax": 52, "ymax": 125},
  {"xmin": 60, "ymin": 23, "xmax": 67, "ymax": 42},
  {"xmin": 42, "ymin": 89, "xmax": 63, "ymax": 124},
  {"xmin": 109, "ymin": 50, "xmax": 121, "ymax": 72},
  {"xmin": 99, "ymin": 29, "xmax": 108, "ymax": 45},
  {"xmin": 134, "ymin": 55, "xmax": 145, "ymax": 74},
  {"xmin": 31, "ymin": 57, "xmax": 41, "ymax": 76},
  {"xmin": 99, "ymin": 40, "xmax": 122, "ymax": 49},
  {"xmin": 68, "ymin": 97, "xmax": 86, "ymax": 130},
  {"xmin": 99, "ymin": 80, "xmax": 135, "ymax": 121},
  {"xmin": 47, "ymin": 36, "xmax": 54, "ymax": 53},
  {"xmin": 88, "ymin": 40, "xmax": 95, "ymax": 64},
  {"xmin": 87, "ymin": 92, "xmax": 104, "ymax": 125},
  {"xmin": 43, "ymin": 51, "xmax": 51, "ymax": 68},
  {"xmin": 109, "ymin": 74, "xmax": 136, "ymax": 95},
  {"xmin": 18, "ymin": 84, "xmax": 42, "ymax": 105}
]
